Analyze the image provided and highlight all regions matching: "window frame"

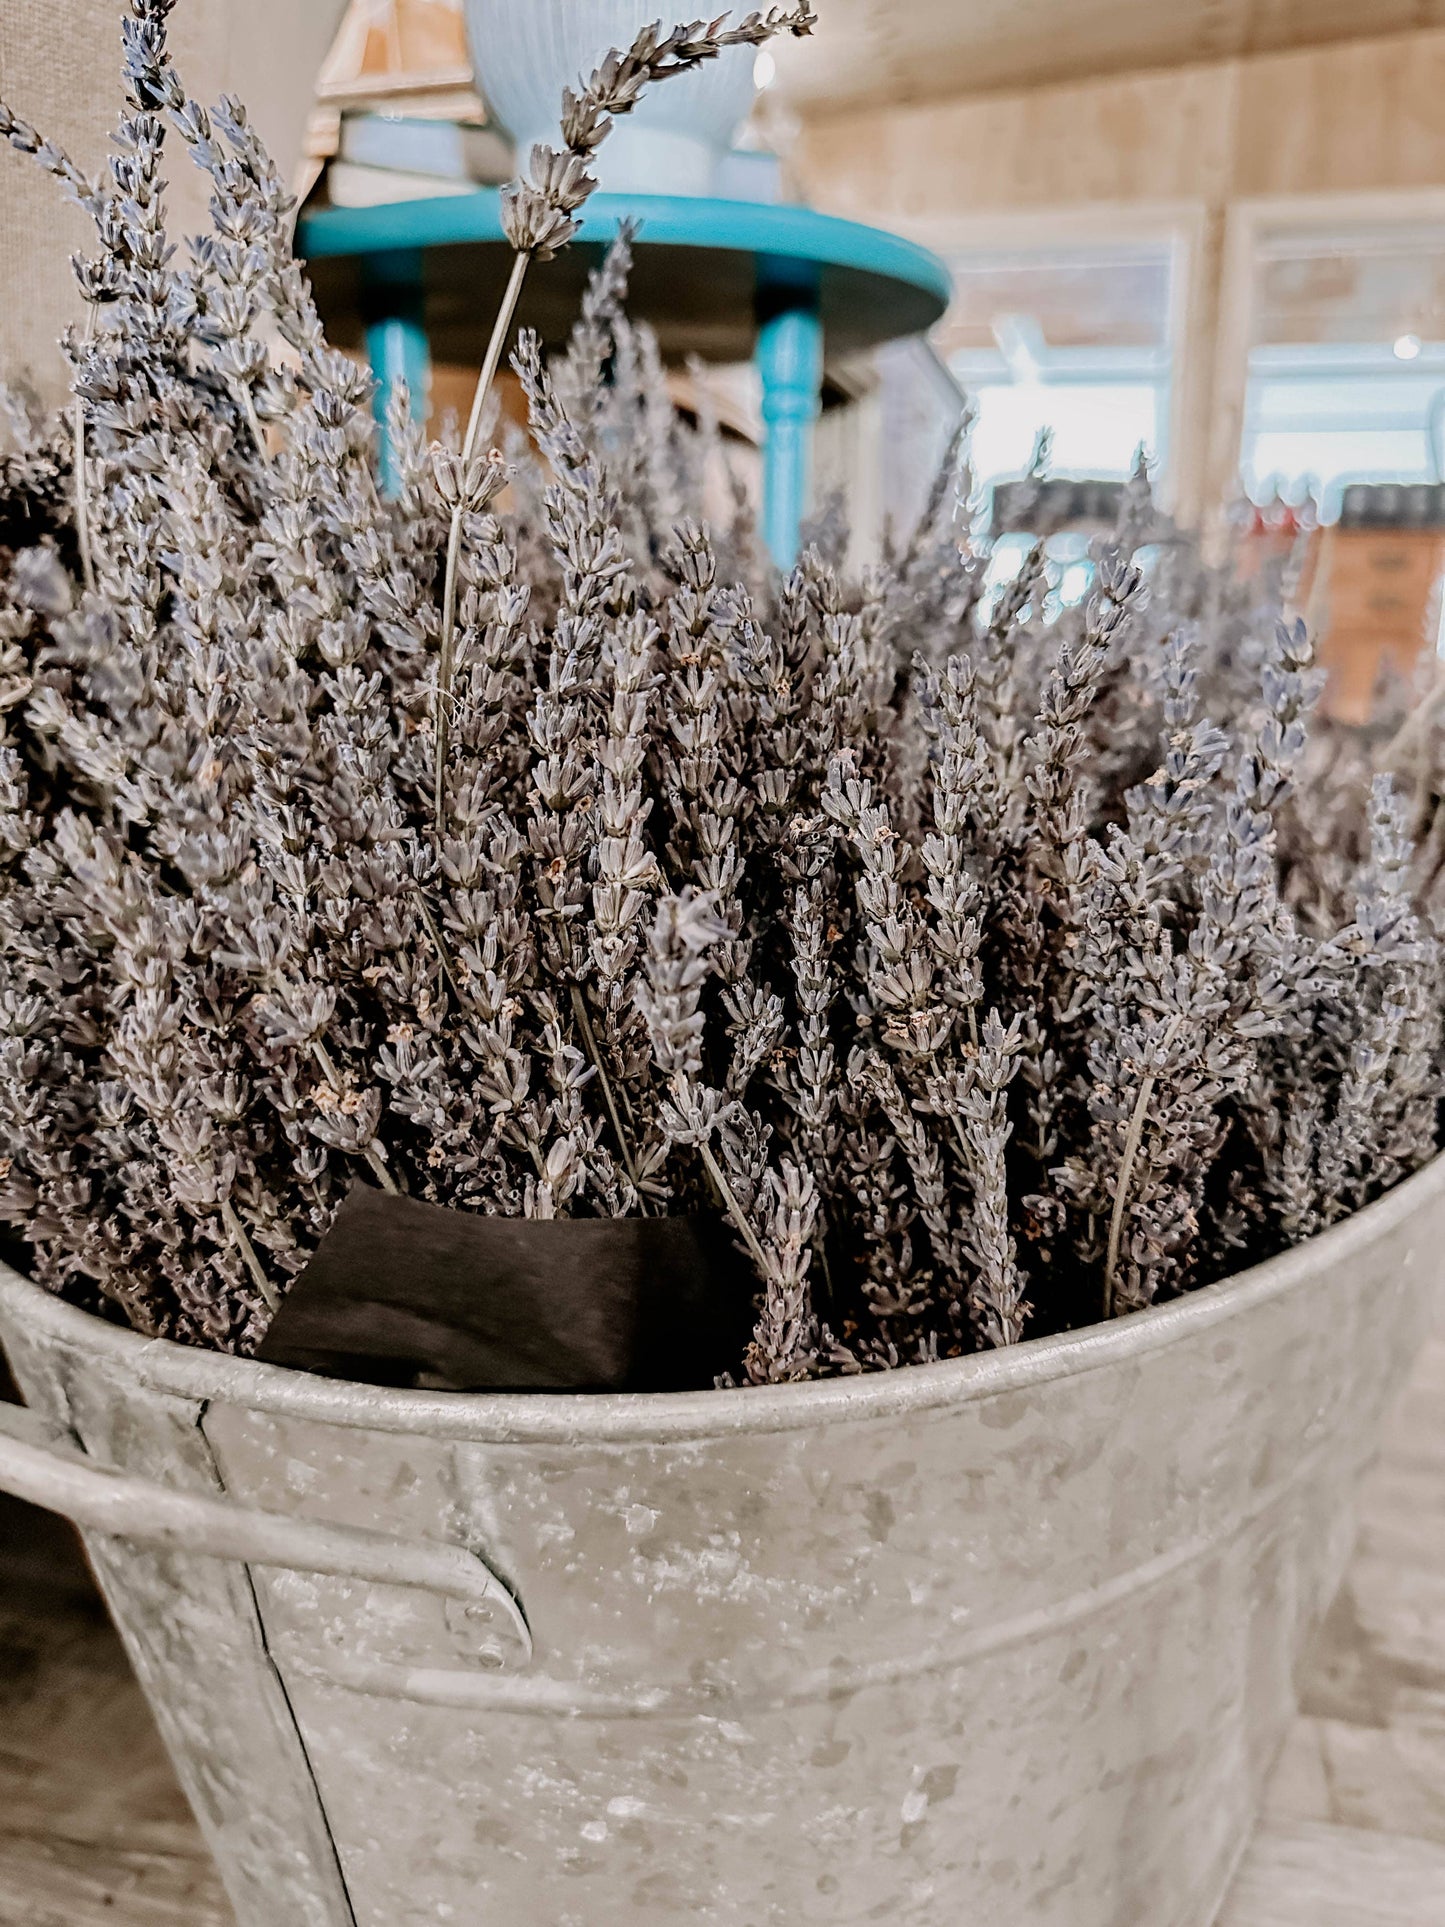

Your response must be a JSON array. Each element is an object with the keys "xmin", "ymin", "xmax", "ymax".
[
  {"xmin": 1210, "ymin": 185, "xmax": 1445, "ymax": 528},
  {"xmin": 896, "ymin": 201, "xmax": 1213, "ymax": 523}
]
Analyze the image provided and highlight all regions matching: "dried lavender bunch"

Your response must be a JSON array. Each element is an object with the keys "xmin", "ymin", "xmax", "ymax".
[{"xmin": 0, "ymin": 4, "xmax": 1442, "ymax": 1381}]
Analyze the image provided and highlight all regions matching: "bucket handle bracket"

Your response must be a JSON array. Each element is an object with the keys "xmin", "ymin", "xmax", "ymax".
[{"xmin": 0, "ymin": 1400, "xmax": 532, "ymax": 1663}]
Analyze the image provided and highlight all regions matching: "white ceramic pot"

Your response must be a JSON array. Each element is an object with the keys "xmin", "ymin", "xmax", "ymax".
[
  {"xmin": 464, "ymin": 0, "xmax": 759, "ymax": 196},
  {"xmin": 1, "ymin": 1157, "xmax": 1442, "ymax": 1925}
]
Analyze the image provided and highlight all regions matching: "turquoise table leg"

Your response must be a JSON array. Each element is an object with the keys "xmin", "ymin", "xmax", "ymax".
[
  {"xmin": 361, "ymin": 249, "xmax": 429, "ymax": 494},
  {"xmin": 756, "ymin": 262, "xmax": 823, "ymax": 570}
]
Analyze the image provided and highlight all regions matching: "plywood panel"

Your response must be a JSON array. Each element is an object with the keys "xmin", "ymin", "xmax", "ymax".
[
  {"xmin": 793, "ymin": 27, "xmax": 1445, "ymax": 225},
  {"xmin": 1234, "ymin": 30, "xmax": 1445, "ymax": 196},
  {"xmin": 0, "ymin": 0, "xmax": 348, "ymax": 406},
  {"xmin": 776, "ymin": 0, "xmax": 1445, "ymax": 115},
  {"xmin": 794, "ymin": 59, "xmax": 1238, "ymax": 223}
]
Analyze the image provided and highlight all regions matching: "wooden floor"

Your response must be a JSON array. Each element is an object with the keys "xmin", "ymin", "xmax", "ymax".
[
  {"xmin": 1217, "ymin": 1324, "xmax": 1445, "ymax": 1926},
  {"xmin": 2, "ymin": 1336, "xmax": 1444, "ymax": 1926},
  {"xmin": 0, "ymin": 1517, "xmax": 231, "ymax": 1925}
]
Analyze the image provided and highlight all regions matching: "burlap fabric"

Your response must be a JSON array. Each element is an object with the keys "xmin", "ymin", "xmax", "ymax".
[{"xmin": 0, "ymin": 0, "xmax": 347, "ymax": 407}]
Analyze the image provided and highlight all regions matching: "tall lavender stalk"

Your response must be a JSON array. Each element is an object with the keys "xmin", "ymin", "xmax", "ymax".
[{"xmin": 432, "ymin": 6, "xmax": 817, "ymax": 824}]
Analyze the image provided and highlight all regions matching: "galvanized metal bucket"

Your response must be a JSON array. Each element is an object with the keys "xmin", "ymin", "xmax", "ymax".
[{"xmin": 3, "ymin": 1155, "xmax": 1443, "ymax": 1927}]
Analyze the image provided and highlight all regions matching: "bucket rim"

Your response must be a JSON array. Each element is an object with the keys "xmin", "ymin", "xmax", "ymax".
[{"xmin": 2, "ymin": 1151, "xmax": 1442, "ymax": 1443}]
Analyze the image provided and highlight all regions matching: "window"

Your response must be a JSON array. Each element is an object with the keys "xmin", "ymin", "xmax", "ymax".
[
  {"xmin": 937, "ymin": 240, "xmax": 1178, "ymax": 498},
  {"xmin": 1238, "ymin": 221, "xmax": 1445, "ymax": 515}
]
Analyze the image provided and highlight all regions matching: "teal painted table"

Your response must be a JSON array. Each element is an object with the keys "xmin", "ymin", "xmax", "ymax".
[{"xmin": 297, "ymin": 190, "xmax": 951, "ymax": 566}]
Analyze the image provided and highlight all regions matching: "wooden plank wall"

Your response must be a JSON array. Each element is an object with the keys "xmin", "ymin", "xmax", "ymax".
[
  {"xmin": 789, "ymin": 26, "xmax": 1445, "ymax": 529},
  {"xmin": 792, "ymin": 27, "xmax": 1445, "ymax": 233}
]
